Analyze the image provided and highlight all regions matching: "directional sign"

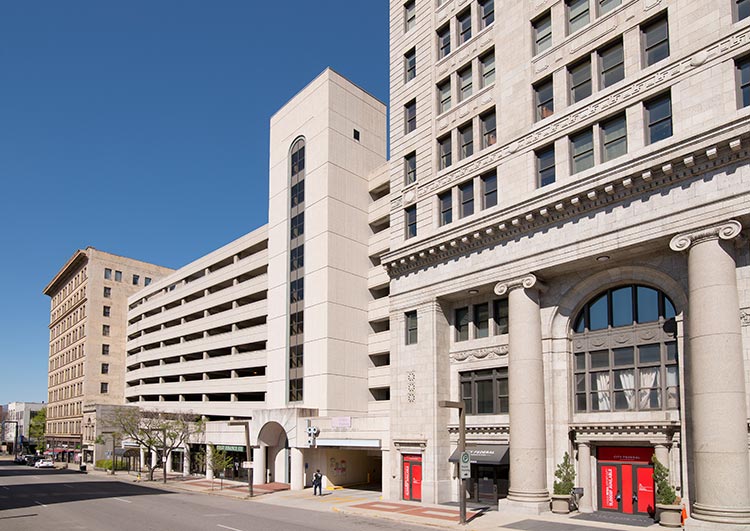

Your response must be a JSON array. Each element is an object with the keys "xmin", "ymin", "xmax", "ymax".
[{"xmin": 459, "ymin": 451, "xmax": 471, "ymax": 480}]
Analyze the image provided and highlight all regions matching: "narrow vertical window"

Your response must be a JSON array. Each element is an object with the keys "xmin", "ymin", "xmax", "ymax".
[
  {"xmin": 599, "ymin": 39, "xmax": 624, "ymax": 88},
  {"xmin": 455, "ymin": 307, "xmax": 470, "ymax": 341},
  {"xmin": 104, "ymin": 268, "xmax": 112, "ymax": 280},
  {"xmin": 114, "ymin": 270, "xmax": 122, "ymax": 282},
  {"xmin": 438, "ymin": 79, "xmax": 452, "ymax": 113},
  {"xmin": 738, "ymin": 0, "xmax": 750, "ymax": 21},
  {"xmin": 439, "ymin": 191, "xmax": 453, "ymax": 226},
  {"xmin": 438, "ymin": 25, "xmax": 451, "ymax": 59},
  {"xmin": 642, "ymin": 16, "xmax": 669, "ymax": 67},
  {"xmin": 479, "ymin": 0, "xmax": 495, "ymax": 29},
  {"xmin": 459, "ymin": 123, "xmax": 474, "ymax": 159},
  {"xmin": 537, "ymin": 145, "xmax": 556, "ymax": 187},
  {"xmin": 405, "ymin": 151, "xmax": 417, "ymax": 185},
  {"xmin": 534, "ymin": 77, "xmax": 554, "ymax": 120},
  {"xmin": 570, "ymin": 128, "xmax": 595, "ymax": 173},
  {"xmin": 645, "ymin": 93, "xmax": 672, "ymax": 144},
  {"xmin": 494, "ymin": 299, "xmax": 509, "ymax": 334},
  {"xmin": 567, "ymin": 0, "xmax": 590, "ymax": 34},
  {"xmin": 438, "ymin": 134, "xmax": 452, "ymax": 169},
  {"xmin": 404, "ymin": 48, "xmax": 416, "ymax": 82},
  {"xmin": 458, "ymin": 66, "xmax": 473, "ymax": 102},
  {"xmin": 570, "ymin": 58, "xmax": 592, "ymax": 103},
  {"xmin": 405, "ymin": 205, "xmax": 417, "ymax": 239},
  {"xmin": 601, "ymin": 113, "xmax": 627, "ymax": 161},
  {"xmin": 474, "ymin": 303, "xmax": 489, "ymax": 338},
  {"xmin": 459, "ymin": 180, "xmax": 474, "ymax": 218},
  {"xmin": 737, "ymin": 56, "xmax": 750, "ymax": 108},
  {"xmin": 480, "ymin": 51, "xmax": 495, "ymax": 88},
  {"xmin": 405, "ymin": 99, "xmax": 417, "ymax": 134},
  {"xmin": 480, "ymin": 110, "xmax": 496, "ymax": 149},
  {"xmin": 458, "ymin": 10, "xmax": 472, "ymax": 45},
  {"xmin": 533, "ymin": 11, "xmax": 552, "ymax": 54},
  {"xmin": 404, "ymin": 0, "xmax": 416, "ymax": 33},
  {"xmin": 405, "ymin": 311, "xmax": 418, "ymax": 345},
  {"xmin": 482, "ymin": 171, "xmax": 497, "ymax": 209}
]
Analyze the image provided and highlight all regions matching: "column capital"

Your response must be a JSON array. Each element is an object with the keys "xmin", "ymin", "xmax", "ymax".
[
  {"xmin": 494, "ymin": 274, "xmax": 546, "ymax": 296},
  {"xmin": 669, "ymin": 220, "xmax": 742, "ymax": 252}
]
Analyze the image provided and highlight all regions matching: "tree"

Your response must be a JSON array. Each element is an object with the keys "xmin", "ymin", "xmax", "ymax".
[
  {"xmin": 553, "ymin": 452, "xmax": 576, "ymax": 495},
  {"xmin": 195, "ymin": 444, "xmax": 235, "ymax": 490},
  {"xmin": 107, "ymin": 407, "xmax": 204, "ymax": 482},
  {"xmin": 28, "ymin": 407, "xmax": 46, "ymax": 450}
]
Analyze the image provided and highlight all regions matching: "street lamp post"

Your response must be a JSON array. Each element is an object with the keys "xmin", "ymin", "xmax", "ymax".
[
  {"xmin": 228, "ymin": 420, "xmax": 253, "ymax": 498},
  {"xmin": 439, "ymin": 400, "xmax": 467, "ymax": 525}
]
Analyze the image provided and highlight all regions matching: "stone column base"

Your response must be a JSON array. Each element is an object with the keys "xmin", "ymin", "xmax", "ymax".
[
  {"xmin": 686, "ymin": 518, "xmax": 750, "ymax": 531},
  {"xmin": 498, "ymin": 497, "xmax": 551, "ymax": 515}
]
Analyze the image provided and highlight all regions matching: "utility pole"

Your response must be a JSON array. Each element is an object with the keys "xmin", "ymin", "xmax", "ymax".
[
  {"xmin": 439, "ymin": 400, "xmax": 467, "ymax": 525},
  {"xmin": 162, "ymin": 427, "xmax": 168, "ymax": 484}
]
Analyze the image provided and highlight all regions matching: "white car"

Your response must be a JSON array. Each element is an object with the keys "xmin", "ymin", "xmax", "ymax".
[{"xmin": 34, "ymin": 459, "xmax": 55, "ymax": 469}]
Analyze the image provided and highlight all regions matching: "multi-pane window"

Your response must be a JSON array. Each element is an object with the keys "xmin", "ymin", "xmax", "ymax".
[
  {"xmin": 601, "ymin": 113, "xmax": 627, "ymax": 161},
  {"xmin": 100, "ymin": 382, "xmax": 109, "ymax": 394},
  {"xmin": 102, "ymin": 324, "xmax": 110, "ymax": 336},
  {"xmin": 567, "ymin": 0, "xmax": 590, "ymax": 34},
  {"xmin": 405, "ymin": 48, "xmax": 417, "ymax": 82},
  {"xmin": 459, "ymin": 180, "xmax": 474, "ymax": 218},
  {"xmin": 570, "ymin": 128, "xmax": 594, "ymax": 173},
  {"xmin": 570, "ymin": 58, "xmax": 592, "ymax": 103},
  {"xmin": 457, "ymin": 9, "xmax": 472, "ymax": 45},
  {"xmin": 104, "ymin": 268, "xmax": 112, "ymax": 280},
  {"xmin": 493, "ymin": 298, "xmax": 508, "ymax": 334},
  {"xmin": 438, "ymin": 134, "xmax": 452, "ymax": 169},
  {"xmin": 289, "ymin": 378, "xmax": 303, "ymax": 402},
  {"xmin": 738, "ymin": 57, "xmax": 750, "ymax": 108},
  {"xmin": 599, "ymin": 0, "xmax": 622, "ymax": 14},
  {"xmin": 645, "ymin": 93, "xmax": 672, "ymax": 144},
  {"xmin": 405, "ymin": 152, "xmax": 417, "ymax": 185},
  {"xmin": 290, "ymin": 311, "xmax": 304, "ymax": 336},
  {"xmin": 534, "ymin": 77, "xmax": 554, "ymax": 120},
  {"xmin": 291, "ymin": 181, "xmax": 305, "ymax": 207},
  {"xmin": 480, "ymin": 51, "xmax": 495, "ymax": 88},
  {"xmin": 103, "ymin": 287, "xmax": 111, "ymax": 298},
  {"xmin": 481, "ymin": 111, "xmax": 496, "ymax": 148},
  {"xmin": 103, "ymin": 306, "xmax": 110, "ymax": 317},
  {"xmin": 289, "ymin": 345, "xmax": 303, "ymax": 369},
  {"xmin": 113, "ymin": 270, "xmax": 121, "ymax": 282},
  {"xmin": 101, "ymin": 363, "xmax": 109, "ymax": 375},
  {"xmin": 474, "ymin": 303, "xmax": 489, "ymax": 338},
  {"xmin": 479, "ymin": 0, "xmax": 495, "ymax": 29},
  {"xmin": 405, "ymin": 310, "xmax": 418, "ymax": 345},
  {"xmin": 459, "ymin": 123, "xmax": 474, "ymax": 159},
  {"xmin": 290, "ymin": 245, "xmax": 304, "ymax": 271},
  {"xmin": 438, "ymin": 79, "xmax": 452, "ymax": 113},
  {"xmin": 290, "ymin": 213, "xmax": 304, "ymax": 239},
  {"xmin": 537, "ymin": 145, "xmax": 556, "ymax": 187},
  {"xmin": 405, "ymin": 205, "xmax": 417, "ymax": 239},
  {"xmin": 461, "ymin": 368, "xmax": 509, "ymax": 414},
  {"xmin": 642, "ymin": 16, "xmax": 669, "ymax": 67},
  {"xmin": 599, "ymin": 39, "xmax": 624, "ymax": 88},
  {"xmin": 533, "ymin": 11, "xmax": 552, "ymax": 54},
  {"xmin": 439, "ymin": 191, "xmax": 453, "ymax": 226},
  {"xmin": 404, "ymin": 0, "xmax": 416, "ymax": 32},
  {"xmin": 405, "ymin": 100, "xmax": 417, "ymax": 133},
  {"xmin": 738, "ymin": 0, "xmax": 750, "ymax": 21},
  {"xmin": 458, "ymin": 66, "xmax": 473, "ymax": 102},
  {"xmin": 290, "ymin": 278, "xmax": 304, "ymax": 303},
  {"xmin": 102, "ymin": 344, "xmax": 110, "ymax": 355},
  {"xmin": 438, "ymin": 25, "xmax": 451, "ymax": 59},
  {"xmin": 482, "ymin": 171, "xmax": 497, "ymax": 209},
  {"xmin": 455, "ymin": 307, "xmax": 470, "ymax": 341}
]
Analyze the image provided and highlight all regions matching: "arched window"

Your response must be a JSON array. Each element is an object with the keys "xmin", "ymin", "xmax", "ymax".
[
  {"xmin": 571, "ymin": 284, "xmax": 678, "ymax": 413},
  {"xmin": 288, "ymin": 137, "xmax": 305, "ymax": 403}
]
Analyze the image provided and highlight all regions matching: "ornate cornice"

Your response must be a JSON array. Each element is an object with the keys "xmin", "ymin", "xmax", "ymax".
[
  {"xmin": 669, "ymin": 220, "xmax": 742, "ymax": 252},
  {"xmin": 494, "ymin": 274, "xmax": 545, "ymax": 296},
  {"xmin": 450, "ymin": 344, "xmax": 508, "ymax": 362}
]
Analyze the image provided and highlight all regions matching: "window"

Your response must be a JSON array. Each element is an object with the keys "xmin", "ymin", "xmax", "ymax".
[
  {"xmin": 353, "ymin": 129, "xmax": 360, "ymax": 141},
  {"xmin": 290, "ymin": 212, "xmax": 304, "ymax": 239},
  {"xmin": 459, "ymin": 180, "xmax": 474, "ymax": 218},
  {"xmin": 480, "ymin": 51, "xmax": 495, "ymax": 88},
  {"xmin": 533, "ymin": 11, "xmax": 552, "ymax": 54},
  {"xmin": 404, "ymin": 0, "xmax": 416, "ymax": 32},
  {"xmin": 290, "ymin": 311, "xmax": 304, "ymax": 336},
  {"xmin": 474, "ymin": 303, "xmax": 489, "ymax": 338},
  {"xmin": 103, "ymin": 287, "xmax": 111, "ymax": 298},
  {"xmin": 115, "ymin": 270, "xmax": 122, "ymax": 282},
  {"xmin": 290, "ymin": 245, "xmax": 304, "ymax": 271},
  {"xmin": 405, "ymin": 205, "xmax": 417, "ymax": 239},
  {"xmin": 438, "ymin": 25, "xmax": 451, "ymax": 59},
  {"xmin": 100, "ymin": 382, "xmax": 109, "ymax": 394},
  {"xmin": 405, "ymin": 48, "xmax": 417, "ymax": 82},
  {"xmin": 494, "ymin": 298, "xmax": 508, "ymax": 334},
  {"xmin": 738, "ymin": 0, "xmax": 750, "ymax": 21},
  {"xmin": 104, "ymin": 268, "xmax": 112, "ymax": 280},
  {"xmin": 290, "ymin": 278, "xmax": 304, "ymax": 304},
  {"xmin": 439, "ymin": 191, "xmax": 453, "ymax": 226},
  {"xmin": 738, "ymin": 56, "xmax": 750, "ymax": 108},
  {"xmin": 534, "ymin": 77, "xmax": 554, "ymax": 120},
  {"xmin": 405, "ymin": 311, "xmax": 418, "ymax": 345},
  {"xmin": 289, "ymin": 378, "xmax": 303, "ymax": 402},
  {"xmin": 144, "ymin": 277, "xmax": 152, "ymax": 286},
  {"xmin": 458, "ymin": 10, "xmax": 472, "ymax": 45},
  {"xmin": 601, "ymin": 113, "xmax": 627, "ymax": 161},
  {"xmin": 438, "ymin": 134, "xmax": 452, "ymax": 169},
  {"xmin": 405, "ymin": 99, "xmax": 417, "ymax": 133},
  {"xmin": 569, "ymin": 58, "xmax": 592, "ymax": 103},
  {"xmin": 645, "ymin": 93, "xmax": 672, "ymax": 144},
  {"xmin": 642, "ymin": 16, "xmax": 669, "ymax": 67},
  {"xmin": 479, "ymin": 0, "xmax": 495, "ymax": 29},
  {"xmin": 132, "ymin": 274, "xmax": 139, "ymax": 285},
  {"xmin": 101, "ymin": 363, "xmax": 109, "ymax": 375},
  {"xmin": 455, "ymin": 307, "xmax": 470, "ymax": 341},
  {"xmin": 291, "ymin": 181, "xmax": 305, "ymax": 207},
  {"xmin": 567, "ymin": 0, "xmax": 590, "ymax": 33},
  {"xmin": 290, "ymin": 345, "xmax": 303, "ymax": 369},
  {"xmin": 102, "ymin": 344, "xmax": 110, "ymax": 355},
  {"xmin": 537, "ymin": 145, "xmax": 556, "ymax": 187},
  {"xmin": 599, "ymin": 39, "xmax": 624, "ymax": 88},
  {"xmin": 458, "ymin": 66, "xmax": 473, "ymax": 102},
  {"xmin": 570, "ymin": 128, "xmax": 594, "ymax": 173},
  {"xmin": 480, "ymin": 110, "xmax": 496, "ymax": 148},
  {"xmin": 599, "ymin": 0, "xmax": 621, "ymax": 14},
  {"xmin": 438, "ymin": 79, "xmax": 452, "ymax": 113},
  {"xmin": 405, "ymin": 152, "xmax": 417, "ymax": 185},
  {"xmin": 102, "ymin": 325, "xmax": 110, "ymax": 336},
  {"xmin": 459, "ymin": 123, "xmax": 474, "ymax": 159},
  {"xmin": 461, "ymin": 368, "xmax": 508, "ymax": 414},
  {"xmin": 103, "ymin": 306, "xmax": 111, "ymax": 317},
  {"xmin": 482, "ymin": 171, "xmax": 497, "ymax": 209}
]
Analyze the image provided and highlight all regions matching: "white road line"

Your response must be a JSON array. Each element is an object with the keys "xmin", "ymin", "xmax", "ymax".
[
  {"xmin": 62, "ymin": 484, "xmax": 74, "ymax": 489},
  {"xmin": 217, "ymin": 525, "xmax": 244, "ymax": 531},
  {"xmin": 113, "ymin": 497, "xmax": 132, "ymax": 504},
  {"xmin": 203, "ymin": 514, "xmax": 231, "ymax": 517},
  {"xmin": 35, "ymin": 501, "xmax": 47, "ymax": 507},
  {"xmin": 1, "ymin": 486, "xmax": 9, "ymax": 490}
]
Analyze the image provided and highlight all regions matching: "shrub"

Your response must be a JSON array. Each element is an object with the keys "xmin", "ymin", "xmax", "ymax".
[
  {"xmin": 652, "ymin": 455, "xmax": 677, "ymax": 505},
  {"xmin": 95, "ymin": 459, "xmax": 129, "ymax": 471},
  {"xmin": 553, "ymin": 452, "xmax": 576, "ymax": 495}
]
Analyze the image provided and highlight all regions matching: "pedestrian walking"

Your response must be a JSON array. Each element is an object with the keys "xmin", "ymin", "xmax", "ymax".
[{"xmin": 312, "ymin": 469, "xmax": 322, "ymax": 496}]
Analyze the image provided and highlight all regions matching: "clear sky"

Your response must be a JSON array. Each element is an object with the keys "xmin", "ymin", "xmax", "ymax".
[{"xmin": 0, "ymin": 1, "xmax": 388, "ymax": 405}]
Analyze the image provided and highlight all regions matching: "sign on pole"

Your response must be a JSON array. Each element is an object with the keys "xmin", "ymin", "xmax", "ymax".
[
  {"xmin": 459, "ymin": 451, "xmax": 471, "ymax": 480},
  {"xmin": 242, "ymin": 461, "xmax": 252, "ymax": 469}
]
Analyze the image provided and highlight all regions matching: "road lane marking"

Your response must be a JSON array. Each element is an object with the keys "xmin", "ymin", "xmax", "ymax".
[
  {"xmin": 1, "ymin": 486, "xmax": 9, "ymax": 490},
  {"xmin": 34, "ymin": 501, "xmax": 47, "ymax": 507},
  {"xmin": 113, "ymin": 498, "xmax": 132, "ymax": 504},
  {"xmin": 204, "ymin": 514, "xmax": 232, "ymax": 517},
  {"xmin": 217, "ymin": 525, "xmax": 244, "ymax": 531},
  {"xmin": 62, "ymin": 484, "xmax": 74, "ymax": 489}
]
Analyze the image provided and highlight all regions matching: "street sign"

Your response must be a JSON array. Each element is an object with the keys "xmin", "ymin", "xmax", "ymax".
[
  {"xmin": 242, "ymin": 461, "xmax": 252, "ymax": 469},
  {"xmin": 459, "ymin": 451, "xmax": 471, "ymax": 480}
]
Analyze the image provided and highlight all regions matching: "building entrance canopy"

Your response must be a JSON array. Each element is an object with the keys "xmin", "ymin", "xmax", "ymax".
[{"xmin": 449, "ymin": 444, "xmax": 509, "ymax": 465}]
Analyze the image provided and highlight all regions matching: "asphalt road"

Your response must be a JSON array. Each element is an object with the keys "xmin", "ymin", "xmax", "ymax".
[{"xmin": 0, "ymin": 461, "xmax": 429, "ymax": 531}]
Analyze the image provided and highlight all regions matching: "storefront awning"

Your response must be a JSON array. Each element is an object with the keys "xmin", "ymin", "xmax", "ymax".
[{"xmin": 449, "ymin": 444, "xmax": 509, "ymax": 465}]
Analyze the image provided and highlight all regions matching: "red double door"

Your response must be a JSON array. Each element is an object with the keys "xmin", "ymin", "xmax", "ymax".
[
  {"xmin": 402, "ymin": 454, "xmax": 422, "ymax": 501},
  {"xmin": 598, "ymin": 447, "xmax": 655, "ymax": 515}
]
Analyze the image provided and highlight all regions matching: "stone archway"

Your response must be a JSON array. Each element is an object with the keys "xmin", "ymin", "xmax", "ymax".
[{"xmin": 256, "ymin": 421, "xmax": 289, "ymax": 484}]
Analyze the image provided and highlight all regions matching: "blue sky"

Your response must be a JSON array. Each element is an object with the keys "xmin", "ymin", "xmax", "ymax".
[{"xmin": 0, "ymin": 1, "xmax": 388, "ymax": 404}]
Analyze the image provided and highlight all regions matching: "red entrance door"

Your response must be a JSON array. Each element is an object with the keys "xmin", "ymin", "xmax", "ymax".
[
  {"xmin": 597, "ymin": 447, "xmax": 654, "ymax": 515},
  {"xmin": 402, "ymin": 454, "xmax": 422, "ymax": 501}
]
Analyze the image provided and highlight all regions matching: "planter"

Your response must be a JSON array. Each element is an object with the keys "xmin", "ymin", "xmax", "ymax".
[
  {"xmin": 655, "ymin": 503, "xmax": 682, "ymax": 527},
  {"xmin": 551, "ymin": 494, "xmax": 572, "ymax": 514}
]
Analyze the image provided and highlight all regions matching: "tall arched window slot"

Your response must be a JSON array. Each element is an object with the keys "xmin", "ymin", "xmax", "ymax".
[
  {"xmin": 288, "ymin": 138, "xmax": 305, "ymax": 403},
  {"xmin": 571, "ymin": 285, "xmax": 678, "ymax": 413}
]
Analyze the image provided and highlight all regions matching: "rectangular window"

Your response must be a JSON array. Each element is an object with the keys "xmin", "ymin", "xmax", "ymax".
[
  {"xmin": 132, "ymin": 274, "xmax": 139, "ymax": 285},
  {"xmin": 570, "ymin": 58, "xmax": 592, "ymax": 103},
  {"xmin": 645, "ymin": 93, "xmax": 672, "ymax": 144},
  {"xmin": 599, "ymin": 0, "xmax": 622, "ymax": 14},
  {"xmin": 114, "ymin": 270, "xmax": 122, "ymax": 282},
  {"xmin": 438, "ymin": 24, "xmax": 451, "ymax": 59},
  {"xmin": 438, "ymin": 79, "xmax": 452, "ymax": 113},
  {"xmin": 533, "ymin": 11, "xmax": 552, "ymax": 54},
  {"xmin": 289, "ymin": 378, "xmax": 303, "ymax": 402},
  {"xmin": 461, "ymin": 368, "xmax": 509, "ymax": 414},
  {"xmin": 738, "ymin": 56, "xmax": 750, "ymax": 108},
  {"xmin": 102, "ymin": 324, "xmax": 110, "ymax": 336},
  {"xmin": 104, "ymin": 268, "xmax": 112, "ymax": 280},
  {"xmin": 439, "ymin": 191, "xmax": 453, "ymax": 226},
  {"xmin": 459, "ymin": 123, "xmax": 474, "ymax": 159},
  {"xmin": 289, "ymin": 345, "xmax": 304, "ymax": 369},
  {"xmin": 405, "ymin": 99, "xmax": 417, "ymax": 133},
  {"xmin": 494, "ymin": 299, "xmax": 509, "ymax": 334},
  {"xmin": 534, "ymin": 77, "xmax": 554, "ymax": 120},
  {"xmin": 144, "ymin": 277, "xmax": 152, "ymax": 286},
  {"xmin": 459, "ymin": 180, "xmax": 474, "ymax": 218},
  {"xmin": 601, "ymin": 113, "xmax": 628, "ymax": 161},
  {"xmin": 405, "ymin": 205, "xmax": 417, "ymax": 239},
  {"xmin": 458, "ymin": 66, "xmax": 473, "ymax": 102},
  {"xmin": 479, "ymin": 0, "xmax": 494, "ymax": 29},
  {"xmin": 405, "ymin": 47, "xmax": 416, "ymax": 82},
  {"xmin": 438, "ymin": 134, "xmax": 452, "ymax": 169},
  {"xmin": 290, "ymin": 212, "xmax": 304, "ymax": 239},
  {"xmin": 480, "ymin": 51, "xmax": 495, "ymax": 88},
  {"xmin": 599, "ymin": 39, "xmax": 624, "ymax": 88},
  {"xmin": 290, "ymin": 245, "xmax": 304, "ymax": 272},
  {"xmin": 290, "ymin": 311, "xmax": 304, "ymax": 336},
  {"xmin": 405, "ymin": 151, "xmax": 417, "ymax": 185},
  {"xmin": 739, "ymin": 0, "xmax": 750, "ymax": 21},
  {"xmin": 101, "ymin": 363, "xmax": 109, "ymax": 375},
  {"xmin": 290, "ymin": 278, "xmax": 304, "ymax": 304},
  {"xmin": 405, "ymin": 310, "xmax": 418, "ymax": 345},
  {"xmin": 474, "ymin": 303, "xmax": 489, "ymax": 338},
  {"xmin": 458, "ymin": 9, "xmax": 472, "ymax": 45},
  {"xmin": 103, "ymin": 306, "xmax": 111, "ymax": 317},
  {"xmin": 455, "ymin": 307, "xmax": 470, "ymax": 341},
  {"xmin": 404, "ymin": 0, "xmax": 416, "ymax": 32},
  {"xmin": 100, "ymin": 382, "xmax": 108, "ymax": 394},
  {"xmin": 102, "ymin": 344, "xmax": 110, "ymax": 355},
  {"xmin": 567, "ymin": 0, "xmax": 590, "ymax": 33},
  {"xmin": 571, "ymin": 128, "xmax": 595, "ymax": 174},
  {"xmin": 481, "ymin": 110, "xmax": 496, "ymax": 148},
  {"xmin": 482, "ymin": 171, "xmax": 497, "ymax": 209},
  {"xmin": 103, "ymin": 287, "xmax": 111, "ymax": 298},
  {"xmin": 537, "ymin": 145, "xmax": 556, "ymax": 187},
  {"xmin": 642, "ymin": 16, "xmax": 669, "ymax": 67}
]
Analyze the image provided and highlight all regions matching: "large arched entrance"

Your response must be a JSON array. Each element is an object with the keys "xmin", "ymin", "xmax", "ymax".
[{"xmin": 256, "ymin": 421, "xmax": 289, "ymax": 484}]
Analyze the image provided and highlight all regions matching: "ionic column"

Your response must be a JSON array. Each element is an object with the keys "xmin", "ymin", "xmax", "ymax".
[
  {"xmin": 495, "ymin": 274, "xmax": 550, "ymax": 513},
  {"xmin": 290, "ymin": 447, "xmax": 304, "ymax": 490},
  {"xmin": 670, "ymin": 220, "xmax": 750, "ymax": 528},
  {"xmin": 577, "ymin": 442, "xmax": 593, "ymax": 513}
]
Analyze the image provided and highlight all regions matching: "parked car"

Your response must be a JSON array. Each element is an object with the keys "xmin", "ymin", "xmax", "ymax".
[
  {"xmin": 13, "ymin": 455, "xmax": 26, "ymax": 464},
  {"xmin": 25, "ymin": 455, "xmax": 41, "ymax": 466},
  {"xmin": 34, "ymin": 459, "xmax": 54, "ymax": 469}
]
